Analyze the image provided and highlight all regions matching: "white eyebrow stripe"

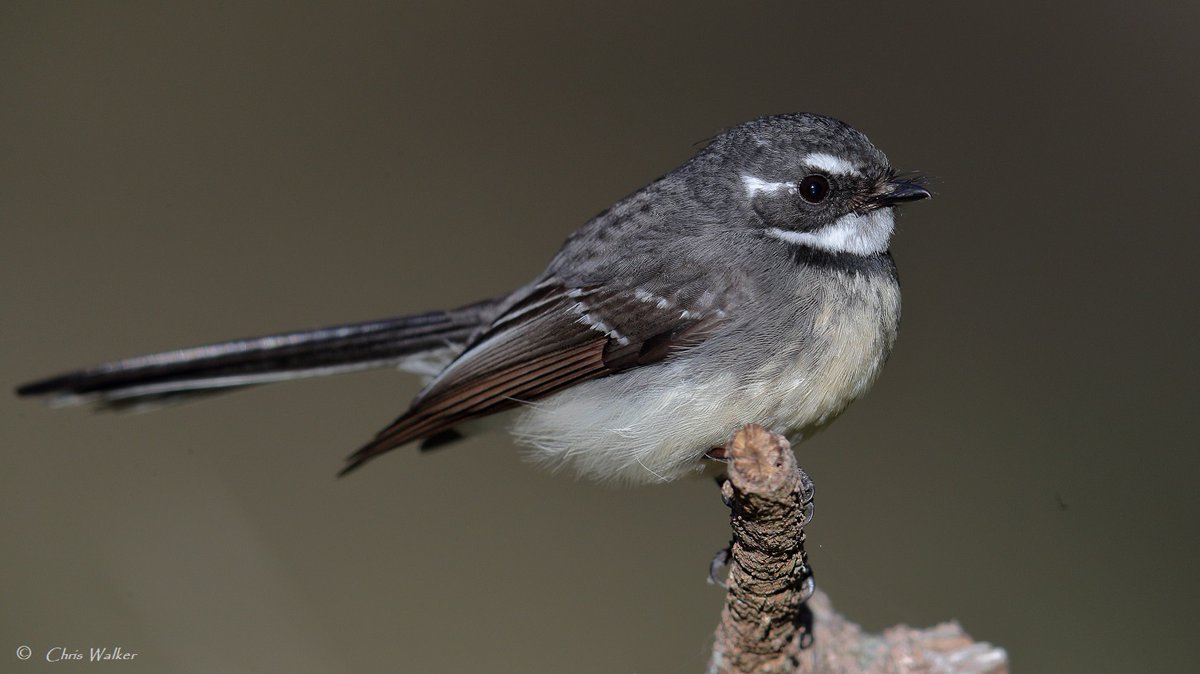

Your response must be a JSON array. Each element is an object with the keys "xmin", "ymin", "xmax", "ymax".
[
  {"xmin": 742, "ymin": 175, "xmax": 795, "ymax": 197},
  {"xmin": 803, "ymin": 152, "xmax": 861, "ymax": 177}
]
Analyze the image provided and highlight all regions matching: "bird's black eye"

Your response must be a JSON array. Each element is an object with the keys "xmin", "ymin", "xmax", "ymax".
[{"xmin": 798, "ymin": 175, "xmax": 829, "ymax": 204}]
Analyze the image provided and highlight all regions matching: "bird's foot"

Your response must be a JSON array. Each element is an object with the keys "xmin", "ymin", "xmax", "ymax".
[{"xmin": 708, "ymin": 544, "xmax": 732, "ymax": 589}]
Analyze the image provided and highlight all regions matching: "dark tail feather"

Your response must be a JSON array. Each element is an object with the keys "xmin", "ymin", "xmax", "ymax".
[{"xmin": 16, "ymin": 299, "xmax": 497, "ymax": 410}]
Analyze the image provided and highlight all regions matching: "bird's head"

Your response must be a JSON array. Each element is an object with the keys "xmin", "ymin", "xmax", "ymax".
[{"xmin": 710, "ymin": 113, "xmax": 930, "ymax": 256}]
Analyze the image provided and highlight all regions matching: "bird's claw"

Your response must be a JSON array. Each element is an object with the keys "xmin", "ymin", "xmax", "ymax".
[{"xmin": 708, "ymin": 544, "xmax": 732, "ymax": 588}]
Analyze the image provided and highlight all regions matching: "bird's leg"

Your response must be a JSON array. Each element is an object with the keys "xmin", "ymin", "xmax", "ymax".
[{"xmin": 703, "ymin": 446, "xmax": 732, "ymax": 504}]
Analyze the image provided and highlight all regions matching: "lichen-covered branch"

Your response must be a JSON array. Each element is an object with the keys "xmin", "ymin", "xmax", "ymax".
[
  {"xmin": 708, "ymin": 424, "xmax": 1008, "ymax": 674},
  {"xmin": 794, "ymin": 591, "xmax": 1009, "ymax": 674}
]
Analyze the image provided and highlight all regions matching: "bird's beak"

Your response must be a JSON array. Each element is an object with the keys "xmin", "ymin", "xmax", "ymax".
[{"xmin": 872, "ymin": 179, "xmax": 931, "ymax": 208}]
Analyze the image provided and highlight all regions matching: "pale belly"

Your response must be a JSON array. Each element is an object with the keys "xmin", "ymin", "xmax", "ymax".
[
  {"xmin": 767, "ymin": 282, "xmax": 901, "ymax": 441},
  {"xmin": 511, "ymin": 272, "xmax": 901, "ymax": 485}
]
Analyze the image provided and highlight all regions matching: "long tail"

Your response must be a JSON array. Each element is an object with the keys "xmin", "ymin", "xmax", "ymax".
[{"xmin": 16, "ymin": 298, "xmax": 498, "ymax": 411}]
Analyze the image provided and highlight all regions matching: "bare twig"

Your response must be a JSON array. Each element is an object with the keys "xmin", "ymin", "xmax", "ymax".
[
  {"xmin": 709, "ymin": 425, "xmax": 816, "ymax": 673},
  {"xmin": 708, "ymin": 424, "xmax": 1008, "ymax": 674}
]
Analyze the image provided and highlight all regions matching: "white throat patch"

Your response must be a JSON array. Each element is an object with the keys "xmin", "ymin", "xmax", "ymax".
[{"xmin": 766, "ymin": 208, "xmax": 895, "ymax": 256}]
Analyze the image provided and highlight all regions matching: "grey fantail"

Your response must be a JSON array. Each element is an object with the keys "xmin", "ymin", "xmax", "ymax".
[{"xmin": 17, "ymin": 113, "xmax": 930, "ymax": 484}]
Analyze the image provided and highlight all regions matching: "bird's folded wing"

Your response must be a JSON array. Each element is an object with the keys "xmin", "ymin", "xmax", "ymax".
[{"xmin": 340, "ymin": 280, "xmax": 724, "ymax": 473}]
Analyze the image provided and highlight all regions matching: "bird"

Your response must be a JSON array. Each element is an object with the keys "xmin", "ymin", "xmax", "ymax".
[{"xmin": 16, "ymin": 113, "xmax": 930, "ymax": 484}]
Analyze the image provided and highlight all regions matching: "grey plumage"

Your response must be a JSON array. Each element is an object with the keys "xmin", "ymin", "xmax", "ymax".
[{"xmin": 17, "ymin": 113, "xmax": 929, "ymax": 483}]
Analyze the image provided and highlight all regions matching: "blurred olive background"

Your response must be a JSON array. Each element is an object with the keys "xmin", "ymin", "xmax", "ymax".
[{"xmin": 2, "ymin": 2, "xmax": 1197, "ymax": 672}]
